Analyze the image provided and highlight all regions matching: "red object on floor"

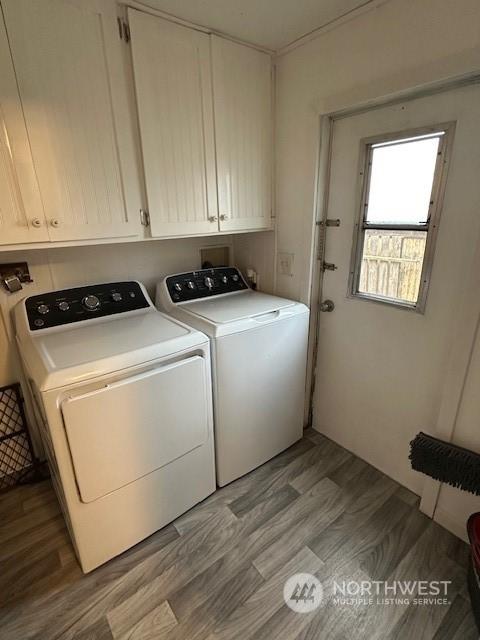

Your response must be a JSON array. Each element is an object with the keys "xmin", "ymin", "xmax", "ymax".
[
  {"xmin": 468, "ymin": 513, "xmax": 480, "ymax": 571},
  {"xmin": 467, "ymin": 512, "xmax": 480, "ymax": 634}
]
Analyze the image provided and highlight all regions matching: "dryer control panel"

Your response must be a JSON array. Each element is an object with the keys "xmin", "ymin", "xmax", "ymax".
[
  {"xmin": 166, "ymin": 267, "xmax": 248, "ymax": 303},
  {"xmin": 25, "ymin": 281, "xmax": 150, "ymax": 331}
]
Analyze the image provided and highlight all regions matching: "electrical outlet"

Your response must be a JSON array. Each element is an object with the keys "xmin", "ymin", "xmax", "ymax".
[{"xmin": 278, "ymin": 252, "xmax": 294, "ymax": 277}]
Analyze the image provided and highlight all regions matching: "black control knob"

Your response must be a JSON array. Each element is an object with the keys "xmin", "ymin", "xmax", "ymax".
[
  {"xmin": 187, "ymin": 281, "xmax": 195, "ymax": 290},
  {"xmin": 232, "ymin": 274, "xmax": 239, "ymax": 282},
  {"xmin": 221, "ymin": 275, "xmax": 228, "ymax": 284},
  {"xmin": 111, "ymin": 292, "xmax": 122, "ymax": 302},
  {"xmin": 58, "ymin": 301, "xmax": 70, "ymax": 312},
  {"xmin": 82, "ymin": 294, "xmax": 100, "ymax": 311},
  {"xmin": 174, "ymin": 283, "xmax": 182, "ymax": 292},
  {"xmin": 37, "ymin": 304, "xmax": 49, "ymax": 315},
  {"xmin": 204, "ymin": 276, "xmax": 214, "ymax": 289}
]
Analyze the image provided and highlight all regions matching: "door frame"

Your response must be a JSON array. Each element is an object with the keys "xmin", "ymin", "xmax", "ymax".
[{"xmin": 306, "ymin": 70, "xmax": 480, "ymax": 518}]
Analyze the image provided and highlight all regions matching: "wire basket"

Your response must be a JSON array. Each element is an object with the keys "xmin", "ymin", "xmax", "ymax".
[{"xmin": 0, "ymin": 382, "xmax": 41, "ymax": 491}]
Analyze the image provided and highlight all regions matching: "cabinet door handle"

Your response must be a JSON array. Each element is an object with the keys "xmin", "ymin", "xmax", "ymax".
[
  {"xmin": 50, "ymin": 218, "xmax": 61, "ymax": 228},
  {"xmin": 219, "ymin": 214, "xmax": 229, "ymax": 221},
  {"xmin": 208, "ymin": 216, "xmax": 218, "ymax": 222},
  {"xmin": 31, "ymin": 218, "xmax": 42, "ymax": 228}
]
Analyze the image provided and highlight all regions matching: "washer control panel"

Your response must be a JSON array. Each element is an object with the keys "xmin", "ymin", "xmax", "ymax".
[
  {"xmin": 25, "ymin": 281, "xmax": 150, "ymax": 331},
  {"xmin": 166, "ymin": 267, "xmax": 248, "ymax": 303}
]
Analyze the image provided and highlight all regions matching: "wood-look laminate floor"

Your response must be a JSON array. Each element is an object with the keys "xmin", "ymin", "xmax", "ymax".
[{"xmin": 0, "ymin": 430, "xmax": 477, "ymax": 640}]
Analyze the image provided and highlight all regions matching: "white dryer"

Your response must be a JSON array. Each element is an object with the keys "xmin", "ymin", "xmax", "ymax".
[
  {"xmin": 14, "ymin": 281, "xmax": 215, "ymax": 572},
  {"xmin": 156, "ymin": 268, "xmax": 310, "ymax": 486}
]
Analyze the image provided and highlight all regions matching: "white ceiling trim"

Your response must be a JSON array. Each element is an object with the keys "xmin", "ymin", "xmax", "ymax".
[{"xmin": 275, "ymin": 0, "xmax": 392, "ymax": 57}]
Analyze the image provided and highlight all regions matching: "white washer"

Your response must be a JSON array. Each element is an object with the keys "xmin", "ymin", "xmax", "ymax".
[
  {"xmin": 156, "ymin": 268, "xmax": 310, "ymax": 486},
  {"xmin": 14, "ymin": 281, "xmax": 215, "ymax": 573}
]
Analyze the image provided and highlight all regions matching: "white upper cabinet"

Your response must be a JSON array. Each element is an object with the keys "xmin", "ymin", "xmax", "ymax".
[
  {"xmin": 129, "ymin": 9, "xmax": 218, "ymax": 238},
  {"xmin": 129, "ymin": 11, "xmax": 273, "ymax": 238},
  {"xmin": 211, "ymin": 36, "xmax": 273, "ymax": 233},
  {"xmin": 0, "ymin": 1, "xmax": 273, "ymax": 246},
  {"xmin": 2, "ymin": 0, "xmax": 142, "ymax": 242},
  {"xmin": 0, "ymin": 16, "xmax": 47, "ymax": 245}
]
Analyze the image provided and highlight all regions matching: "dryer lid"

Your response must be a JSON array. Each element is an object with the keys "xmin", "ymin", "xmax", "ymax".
[
  {"xmin": 181, "ymin": 291, "xmax": 296, "ymax": 324},
  {"xmin": 19, "ymin": 310, "xmax": 208, "ymax": 390},
  {"xmin": 39, "ymin": 312, "xmax": 189, "ymax": 369}
]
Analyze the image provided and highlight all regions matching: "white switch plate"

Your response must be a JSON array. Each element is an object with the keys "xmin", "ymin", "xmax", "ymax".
[{"xmin": 278, "ymin": 252, "xmax": 294, "ymax": 277}]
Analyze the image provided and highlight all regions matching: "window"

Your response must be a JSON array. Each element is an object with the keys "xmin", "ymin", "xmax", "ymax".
[{"xmin": 349, "ymin": 125, "xmax": 453, "ymax": 312}]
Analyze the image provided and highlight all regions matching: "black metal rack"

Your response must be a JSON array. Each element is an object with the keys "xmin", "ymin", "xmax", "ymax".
[{"xmin": 0, "ymin": 382, "xmax": 43, "ymax": 491}]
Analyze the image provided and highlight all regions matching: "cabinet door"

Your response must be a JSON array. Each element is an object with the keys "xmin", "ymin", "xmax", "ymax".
[
  {"xmin": 2, "ymin": 0, "xmax": 141, "ymax": 242},
  {"xmin": 0, "ymin": 16, "xmax": 47, "ymax": 245},
  {"xmin": 211, "ymin": 37, "xmax": 273, "ymax": 232},
  {"xmin": 129, "ymin": 9, "xmax": 218, "ymax": 238}
]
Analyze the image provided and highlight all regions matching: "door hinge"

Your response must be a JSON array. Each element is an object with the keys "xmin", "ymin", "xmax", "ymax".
[
  {"xmin": 316, "ymin": 218, "xmax": 341, "ymax": 228},
  {"xmin": 140, "ymin": 209, "xmax": 150, "ymax": 227},
  {"xmin": 117, "ymin": 18, "xmax": 130, "ymax": 42},
  {"xmin": 322, "ymin": 262, "xmax": 338, "ymax": 272},
  {"xmin": 325, "ymin": 218, "xmax": 340, "ymax": 227}
]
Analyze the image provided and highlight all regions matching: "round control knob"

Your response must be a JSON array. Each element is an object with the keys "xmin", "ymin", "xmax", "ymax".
[
  {"xmin": 111, "ymin": 292, "xmax": 122, "ymax": 302},
  {"xmin": 187, "ymin": 281, "xmax": 195, "ymax": 290},
  {"xmin": 34, "ymin": 318, "xmax": 45, "ymax": 328},
  {"xmin": 37, "ymin": 304, "xmax": 49, "ymax": 315},
  {"xmin": 221, "ymin": 275, "xmax": 228, "ymax": 284},
  {"xmin": 174, "ymin": 283, "xmax": 182, "ymax": 292},
  {"xmin": 232, "ymin": 274, "xmax": 239, "ymax": 282},
  {"xmin": 58, "ymin": 301, "xmax": 70, "ymax": 312},
  {"xmin": 204, "ymin": 276, "xmax": 214, "ymax": 289},
  {"xmin": 82, "ymin": 294, "xmax": 100, "ymax": 311}
]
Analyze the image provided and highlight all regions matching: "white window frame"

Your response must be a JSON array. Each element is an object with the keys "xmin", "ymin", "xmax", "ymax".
[{"xmin": 348, "ymin": 122, "xmax": 455, "ymax": 313}]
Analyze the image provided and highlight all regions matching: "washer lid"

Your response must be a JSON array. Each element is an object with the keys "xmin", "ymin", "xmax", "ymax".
[{"xmin": 181, "ymin": 290, "xmax": 296, "ymax": 324}]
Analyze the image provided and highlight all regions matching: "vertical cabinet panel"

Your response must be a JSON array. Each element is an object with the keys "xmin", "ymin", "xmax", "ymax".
[
  {"xmin": 211, "ymin": 36, "xmax": 272, "ymax": 232},
  {"xmin": 2, "ymin": 0, "xmax": 140, "ymax": 242},
  {"xmin": 0, "ymin": 16, "xmax": 47, "ymax": 245},
  {"xmin": 129, "ymin": 9, "xmax": 218, "ymax": 238}
]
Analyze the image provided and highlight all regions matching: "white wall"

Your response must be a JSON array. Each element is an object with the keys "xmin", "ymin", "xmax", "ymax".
[
  {"xmin": 274, "ymin": 0, "xmax": 480, "ymax": 304},
  {"xmin": 435, "ymin": 323, "xmax": 480, "ymax": 542},
  {"xmin": 232, "ymin": 230, "xmax": 276, "ymax": 292}
]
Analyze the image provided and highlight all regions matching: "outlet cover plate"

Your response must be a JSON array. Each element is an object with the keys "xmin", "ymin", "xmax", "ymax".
[{"xmin": 278, "ymin": 252, "xmax": 294, "ymax": 277}]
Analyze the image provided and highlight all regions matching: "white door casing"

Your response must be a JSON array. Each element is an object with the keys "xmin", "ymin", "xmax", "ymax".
[
  {"xmin": 312, "ymin": 84, "xmax": 480, "ymax": 494},
  {"xmin": 2, "ymin": 0, "xmax": 141, "ymax": 242}
]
